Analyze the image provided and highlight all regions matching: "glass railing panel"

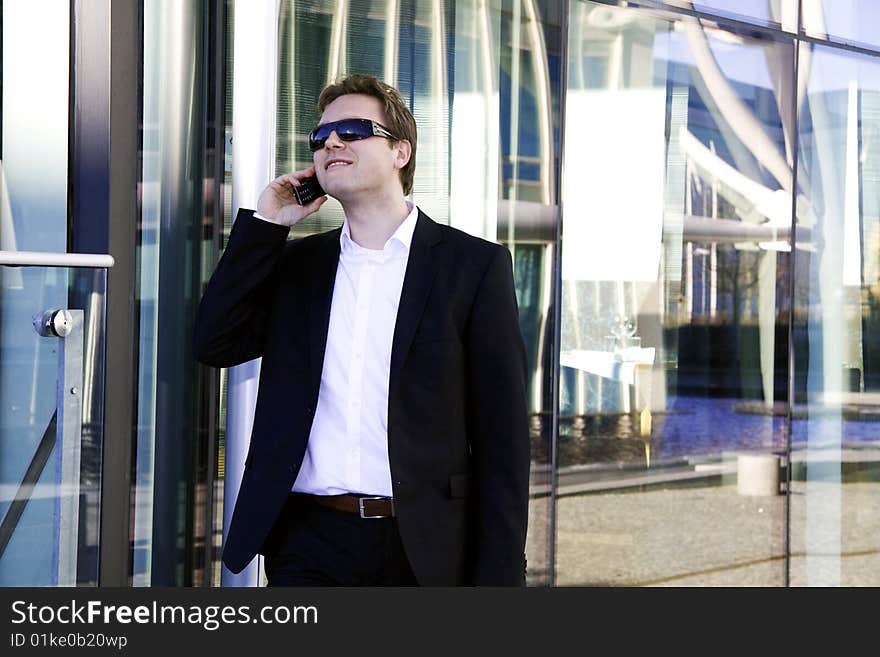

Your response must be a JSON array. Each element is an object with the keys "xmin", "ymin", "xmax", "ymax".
[{"xmin": 0, "ymin": 262, "xmax": 107, "ymax": 586}]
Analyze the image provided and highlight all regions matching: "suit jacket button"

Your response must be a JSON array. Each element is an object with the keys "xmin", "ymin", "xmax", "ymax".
[
  {"xmin": 288, "ymin": 464, "xmax": 298, "ymax": 475},
  {"xmin": 305, "ymin": 406, "xmax": 313, "ymax": 417}
]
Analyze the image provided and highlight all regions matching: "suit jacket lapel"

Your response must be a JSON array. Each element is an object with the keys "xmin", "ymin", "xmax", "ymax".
[
  {"xmin": 390, "ymin": 210, "xmax": 442, "ymax": 388},
  {"xmin": 308, "ymin": 228, "xmax": 342, "ymax": 396}
]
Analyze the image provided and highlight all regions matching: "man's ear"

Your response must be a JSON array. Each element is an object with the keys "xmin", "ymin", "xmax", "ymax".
[{"xmin": 394, "ymin": 140, "xmax": 412, "ymax": 170}]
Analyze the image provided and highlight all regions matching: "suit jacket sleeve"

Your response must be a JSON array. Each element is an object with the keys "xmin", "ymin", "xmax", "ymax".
[
  {"xmin": 192, "ymin": 209, "xmax": 291, "ymax": 367},
  {"xmin": 466, "ymin": 245, "xmax": 531, "ymax": 586}
]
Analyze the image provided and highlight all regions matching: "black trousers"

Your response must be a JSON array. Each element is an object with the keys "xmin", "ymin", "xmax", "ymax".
[{"xmin": 261, "ymin": 494, "xmax": 418, "ymax": 587}]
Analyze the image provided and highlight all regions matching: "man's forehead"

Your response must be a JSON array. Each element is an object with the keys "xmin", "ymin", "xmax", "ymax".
[{"xmin": 319, "ymin": 93, "xmax": 385, "ymax": 123}]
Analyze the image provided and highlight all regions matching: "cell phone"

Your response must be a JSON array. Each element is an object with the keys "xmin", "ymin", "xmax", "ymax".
[{"xmin": 293, "ymin": 175, "xmax": 326, "ymax": 205}]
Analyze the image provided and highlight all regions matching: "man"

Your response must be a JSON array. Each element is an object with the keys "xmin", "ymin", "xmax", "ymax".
[{"xmin": 193, "ymin": 74, "xmax": 530, "ymax": 586}]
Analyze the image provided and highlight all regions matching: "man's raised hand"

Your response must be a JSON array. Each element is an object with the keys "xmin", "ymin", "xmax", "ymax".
[{"xmin": 255, "ymin": 165, "xmax": 327, "ymax": 226}]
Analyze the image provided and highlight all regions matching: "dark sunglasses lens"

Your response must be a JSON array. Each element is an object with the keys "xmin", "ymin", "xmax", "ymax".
[
  {"xmin": 309, "ymin": 119, "xmax": 373, "ymax": 151},
  {"xmin": 336, "ymin": 120, "xmax": 370, "ymax": 141},
  {"xmin": 309, "ymin": 126, "xmax": 330, "ymax": 152}
]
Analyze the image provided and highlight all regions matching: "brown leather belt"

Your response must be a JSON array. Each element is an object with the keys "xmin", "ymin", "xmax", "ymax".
[{"xmin": 291, "ymin": 493, "xmax": 396, "ymax": 518}]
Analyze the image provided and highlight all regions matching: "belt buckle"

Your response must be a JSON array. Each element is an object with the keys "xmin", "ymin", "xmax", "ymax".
[{"xmin": 358, "ymin": 496, "xmax": 392, "ymax": 519}]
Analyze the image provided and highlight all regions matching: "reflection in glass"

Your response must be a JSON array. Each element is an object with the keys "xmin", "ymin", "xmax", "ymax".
[
  {"xmin": 659, "ymin": 1, "xmax": 880, "ymax": 51},
  {"xmin": 807, "ymin": 1, "xmax": 880, "ymax": 51},
  {"xmin": 0, "ymin": 1, "xmax": 95, "ymax": 585},
  {"xmin": 659, "ymin": 0, "xmax": 798, "ymax": 33},
  {"xmin": 0, "ymin": 0, "xmax": 69, "ymax": 253},
  {"xmin": 791, "ymin": 43, "xmax": 880, "ymax": 586},
  {"xmin": 271, "ymin": 0, "xmax": 560, "ymax": 585},
  {"xmin": 135, "ymin": 0, "xmax": 217, "ymax": 586},
  {"xmin": 559, "ymin": 1, "xmax": 792, "ymax": 585}
]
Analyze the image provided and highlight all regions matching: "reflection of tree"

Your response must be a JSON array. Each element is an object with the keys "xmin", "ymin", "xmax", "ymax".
[
  {"xmin": 713, "ymin": 245, "xmax": 790, "ymax": 326},
  {"xmin": 685, "ymin": 170, "xmax": 789, "ymax": 327},
  {"xmin": 676, "ymin": 9, "xmax": 801, "ymax": 405},
  {"xmin": 680, "ymin": 1, "xmax": 873, "ymax": 403}
]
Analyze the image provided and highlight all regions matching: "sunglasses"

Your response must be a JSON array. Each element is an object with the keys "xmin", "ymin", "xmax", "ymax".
[{"xmin": 308, "ymin": 118, "xmax": 398, "ymax": 152}]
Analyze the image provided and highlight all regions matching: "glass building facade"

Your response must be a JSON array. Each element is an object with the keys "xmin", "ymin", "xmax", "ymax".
[{"xmin": 1, "ymin": 0, "xmax": 879, "ymax": 586}]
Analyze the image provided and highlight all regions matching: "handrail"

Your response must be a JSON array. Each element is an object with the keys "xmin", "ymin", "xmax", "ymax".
[{"xmin": 0, "ymin": 251, "xmax": 115, "ymax": 268}]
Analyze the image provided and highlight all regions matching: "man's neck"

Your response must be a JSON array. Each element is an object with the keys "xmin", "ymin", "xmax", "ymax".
[{"xmin": 341, "ymin": 193, "xmax": 411, "ymax": 250}]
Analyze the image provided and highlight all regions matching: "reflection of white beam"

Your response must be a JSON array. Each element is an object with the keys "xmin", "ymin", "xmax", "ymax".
[
  {"xmin": 843, "ymin": 80, "xmax": 862, "ymax": 287},
  {"xmin": 523, "ymin": 0, "xmax": 553, "ymax": 204},
  {"xmin": 384, "ymin": 0, "xmax": 399, "ymax": 85},
  {"xmin": 574, "ymin": 2, "xmax": 586, "ymax": 89},
  {"xmin": 779, "ymin": 0, "xmax": 798, "ymax": 33},
  {"xmin": 680, "ymin": 127, "xmax": 792, "ymax": 227},
  {"xmin": 431, "ymin": 0, "xmax": 446, "ymax": 134},
  {"xmin": 282, "ymin": 1, "xmax": 296, "ymax": 154},
  {"xmin": 532, "ymin": 242, "xmax": 554, "ymax": 413},
  {"xmin": 681, "ymin": 215, "xmax": 792, "ymax": 243},
  {"xmin": 327, "ymin": 0, "xmax": 348, "ymax": 83},
  {"xmin": 493, "ymin": 200, "xmax": 814, "ymax": 248},
  {"xmin": 226, "ymin": 0, "xmax": 279, "ymax": 589},
  {"xmin": 801, "ymin": 0, "xmax": 829, "ymax": 41},
  {"xmin": 797, "ymin": 3, "xmax": 824, "ymax": 113},
  {"xmin": 506, "ymin": 0, "xmax": 522, "ymax": 254},
  {"xmin": 802, "ymin": 0, "xmax": 842, "ymax": 591},
  {"xmin": 758, "ymin": 249, "xmax": 776, "ymax": 406},
  {"xmin": 683, "ymin": 17, "xmax": 792, "ymax": 192}
]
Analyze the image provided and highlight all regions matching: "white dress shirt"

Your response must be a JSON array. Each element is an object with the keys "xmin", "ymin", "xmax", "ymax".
[{"xmin": 289, "ymin": 201, "xmax": 419, "ymax": 497}]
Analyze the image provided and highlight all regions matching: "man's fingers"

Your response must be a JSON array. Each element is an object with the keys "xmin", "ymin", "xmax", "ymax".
[
  {"xmin": 300, "ymin": 196, "xmax": 328, "ymax": 216},
  {"xmin": 282, "ymin": 166, "xmax": 316, "ymax": 188},
  {"xmin": 269, "ymin": 166, "xmax": 316, "ymax": 190},
  {"xmin": 304, "ymin": 195, "xmax": 327, "ymax": 210}
]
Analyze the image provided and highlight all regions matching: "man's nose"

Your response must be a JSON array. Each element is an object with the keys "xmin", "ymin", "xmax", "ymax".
[{"xmin": 323, "ymin": 130, "xmax": 344, "ymax": 149}]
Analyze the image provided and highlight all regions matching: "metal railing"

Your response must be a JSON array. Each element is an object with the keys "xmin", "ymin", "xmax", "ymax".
[{"xmin": 0, "ymin": 251, "xmax": 115, "ymax": 268}]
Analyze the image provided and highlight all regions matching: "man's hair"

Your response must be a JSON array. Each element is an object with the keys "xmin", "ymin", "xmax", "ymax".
[{"xmin": 317, "ymin": 74, "xmax": 417, "ymax": 196}]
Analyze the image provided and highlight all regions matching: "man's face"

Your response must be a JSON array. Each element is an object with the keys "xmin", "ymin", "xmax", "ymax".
[{"xmin": 312, "ymin": 93, "xmax": 408, "ymax": 202}]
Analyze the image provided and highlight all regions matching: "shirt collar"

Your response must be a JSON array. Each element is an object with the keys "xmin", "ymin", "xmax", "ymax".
[{"xmin": 340, "ymin": 201, "xmax": 418, "ymax": 256}]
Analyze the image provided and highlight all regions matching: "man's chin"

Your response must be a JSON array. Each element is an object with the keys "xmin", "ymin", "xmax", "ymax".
[{"xmin": 323, "ymin": 185, "xmax": 357, "ymax": 204}]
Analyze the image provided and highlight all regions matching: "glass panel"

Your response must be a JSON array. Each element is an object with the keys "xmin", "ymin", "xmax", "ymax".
[
  {"xmin": 209, "ymin": 0, "xmax": 236, "ymax": 591},
  {"xmin": 0, "ymin": 265, "xmax": 107, "ymax": 586},
  {"xmin": 790, "ymin": 43, "xmax": 880, "ymax": 586},
  {"xmin": 1, "ymin": 0, "xmax": 69, "ymax": 254},
  {"xmin": 136, "ymin": 0, "xmax": 219, "ymax": 586},
  {"xmin": 659, "ymin": 0, "xmax": 880, "ymax": 50},
  {"xmin": 659, "ymin": 0, "xmax": 799, "ymax": 33},
  {"xmin": 271, "ymin": 0, "xmax": 560, "ymax": 585},
  {"xmin": 559, "ymin": 1, "xmax": 793, "ymax": 585},
  {"xmin": 491, "ymin": 0, "xmax": 563, "ymax": 586},
  {"xmin": 806, "ymin": 1, "xmax": 880, "ymax": 51}
]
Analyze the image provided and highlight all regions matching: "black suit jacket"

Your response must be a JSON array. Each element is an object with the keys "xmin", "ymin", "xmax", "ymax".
[{"xmin": 193, "ymin": 208, "xmax": 531, "ymax": 585}]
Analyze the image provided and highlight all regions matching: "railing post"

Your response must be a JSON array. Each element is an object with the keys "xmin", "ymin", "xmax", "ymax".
[{"xmin": 33, "ymin": 309, "xmax": 84, "ymax": 586}]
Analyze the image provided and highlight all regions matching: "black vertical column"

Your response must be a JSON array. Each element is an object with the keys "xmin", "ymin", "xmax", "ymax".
[{"xmin": 69, "ymin": 0, "xmax": 140, "ymax": 586}]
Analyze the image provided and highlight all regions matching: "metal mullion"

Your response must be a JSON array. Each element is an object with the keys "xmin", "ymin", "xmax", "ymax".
[{"xmin": 68, "ymin": 0, "xmax": 141, "ymax": 586}]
